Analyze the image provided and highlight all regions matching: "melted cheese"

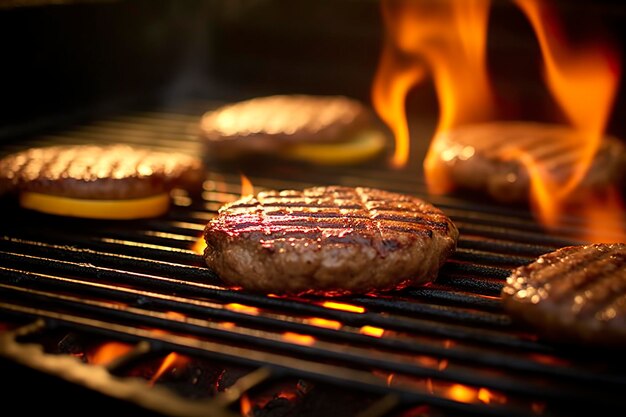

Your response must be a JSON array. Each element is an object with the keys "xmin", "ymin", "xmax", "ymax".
[
  {"xmin": 280, "ymin": 130, "xmax": 387, "ymax": 165},
  {"xmin": 20, "ymin": 192, "xmax": 170, "ymax": 219}
]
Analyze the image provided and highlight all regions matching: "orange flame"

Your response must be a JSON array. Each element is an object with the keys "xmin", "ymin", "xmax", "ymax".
[
  {"xmin": 88, "ymin": 341, "xmax": 133, "ymax": 366},
  {"xmin": 511, "ymin": 0, "xmax": 623, "ymax": 234},
  {"xmin": 191, "ymin": 174, "xmax": 255, "ymax": 254},
  {"xmin": 191, "ymin": 236, "xmax": 207, "ymax": 255},
  {"xmin": 373, "ymin": 0, "xmax": 494, "ymax": 171},
  {"xmin": 374, "ymin": 0, "xmax": 624, "ymax": 240},
  {"xmin": 240, "ymin": 173, "xmax": 254, "ymax": 197},
  {"xmin": 148, "ymin": 352, "xmax": 190, "ymax": 386}
]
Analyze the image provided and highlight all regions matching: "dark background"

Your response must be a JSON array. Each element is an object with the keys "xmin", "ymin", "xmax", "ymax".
[{"xmin": 1, "ymin": 0, "xmax": 626, "ymax": 141}]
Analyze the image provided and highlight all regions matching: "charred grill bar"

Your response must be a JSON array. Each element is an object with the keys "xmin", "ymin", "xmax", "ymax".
[{"xmin": 1, "ymin": 104, "xmax": 625, "ymax": 417}]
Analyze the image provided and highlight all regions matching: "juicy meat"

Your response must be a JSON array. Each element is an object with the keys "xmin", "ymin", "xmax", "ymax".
[
  {"xmin": 0, "ymin": 144, "xmax": 203, "ymax": 199},
  {"xmin": 199, "ymin": 95, "xmax": 376, "ymax": 156},
  {"xmin": 431, "ymin": 122, "xmax": 625, "ymax": 204},
  {"xmin": 502, "ymin": 243, "xmax": 626, "ymax": 348},
  {"xmin": 203, "ymin": 185, "xmax": 459, "ymax": 296}
]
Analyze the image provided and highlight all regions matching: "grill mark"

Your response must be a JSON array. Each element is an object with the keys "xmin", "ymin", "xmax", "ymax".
[
  {"xmin": 228, "ymin": 201, "xmax": 363, "ymax": 210},
  {"xmin": 224, "ymin": 220, "xmax": 433, "ymax": 236},
  {"xmin": 571, "ymin": 253, "xmax": 626, "ymax": 318},
  {"xmin": 208, "ymin": 186, "xmax": 451, "ymax": 254},
  {"xmin": 236, "ymin": 225, "xmax": 432, "ymax": 244},
  {"xmin": 222, "ymin": 211, "xmax": 447, "ymax": 232},
  {"xmin": 224, "ymin": 194, "xmax": 450, "ymax": 232},
  {"xmin": 372, "ymin": 213, "xmax": 450, "ymax": 231},
  {"xmin": 548, "ymin": 250, "xmax": 626, "ymax": 303},
  {"xmin": 524, "ymin": 245, "xmax": 613, "ymax": 288}
]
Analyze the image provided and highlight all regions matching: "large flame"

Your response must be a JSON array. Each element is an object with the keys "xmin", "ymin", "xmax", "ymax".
[
  {"xmin": 372, "ymin": 0, "xmax": 494, "ymax": 173},
  {"xmin": 373, "ymin": 0, "xmax": 624, "ymax": 241},
  {"xmin": 511, "ymin": 0, "xmax": 623, "ymax": 235}
]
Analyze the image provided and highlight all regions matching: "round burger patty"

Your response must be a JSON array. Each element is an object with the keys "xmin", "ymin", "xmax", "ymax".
[
  {"xmin": 431, "ymin": 122, "xmax": 625, "ymax": 204},
  {"xmin": 200, "ymin": 94, "xmax": 382, "ymax": 156},
  {"xmin": 0, "ymin": 144, "xmax": 203, "ymax": 199},
  {"xmin": 502, "ymin": 243, "xmax": 626, "ymax": 348},
  {"xmin": 203, "ymin": 185, "xmax": 459, "ymax": 296}
]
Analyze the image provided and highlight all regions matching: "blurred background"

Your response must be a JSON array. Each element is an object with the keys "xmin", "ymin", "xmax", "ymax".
[{"xmin": 1, "ymin": 0, "xmax": 625, "ymax": 147}]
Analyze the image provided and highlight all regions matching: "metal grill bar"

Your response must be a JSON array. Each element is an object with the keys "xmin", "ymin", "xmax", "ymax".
[{"xmin": 1, "ymin": 103, "xmax": 625, "ymax": 417}]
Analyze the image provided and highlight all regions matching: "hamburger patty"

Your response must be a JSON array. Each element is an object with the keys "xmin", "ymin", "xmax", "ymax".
[
  {"xmin": 203, "ymin": 185, "xmax": 459, "ymax": 296},
  {"xmin": 431, "ymin": 122, "xmax": 625, "ymax": 204},
  {"xmin": 200, "ymin": 95, "xmax": 385, "ymax": 161},
  {"xmin": 0, "ymin": 144, "xmax": 203, "ymax": 199},
  {"xmin": 502, "ymin": 243, "xmax": 626, "ymax": 348}
]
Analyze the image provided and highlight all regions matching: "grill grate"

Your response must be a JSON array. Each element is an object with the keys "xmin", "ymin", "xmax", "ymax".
[{"xmin": 1, "ymin": 101, "xmax": 625, "ymax": 417}]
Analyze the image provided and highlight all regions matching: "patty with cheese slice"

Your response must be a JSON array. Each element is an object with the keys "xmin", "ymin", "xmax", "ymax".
[
  {"xmin": 0, "ymin": 144, "xmax": 203, "ymax": 219},
  {"xmin": 199, "ymin": 95, "xmax": 389, "ymax": 165}
]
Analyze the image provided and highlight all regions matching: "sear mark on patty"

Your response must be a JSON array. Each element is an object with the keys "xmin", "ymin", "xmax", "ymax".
[
  {"xmin": 502, "ymin": 243, "xmax": 626, "ymax": 348},
  {"xmin": 203, "ymin": 185, "xmax": 459, "ymax": 296}
]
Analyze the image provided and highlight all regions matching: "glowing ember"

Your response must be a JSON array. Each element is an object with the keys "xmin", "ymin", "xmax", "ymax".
[
  {"xmin": 239, "ymin": 381, "xmax": 305, "ymax": 417},
  {"xmin": 164, "ymin": 311, "xmax": 186, "ymax": 321},
  {"xmin": 148, "ymin": 352, "xmax": 190, "ymax": 386},
  {"xmin": 384, "ymin": 372, "xmax": 510, "ymax": 407},
  {"xmin": 88, "ymin": 341, "xmax": 133, "ymax": 366},
  {"xmin": 225, "ymin": 303, "xmax": 260, "ymax": 316},
  {"xmin": 241, "ymin": 393, "xmax": 252, "ymax": 416},
  {"xmin": 282, "ymin": 332, "xmax": 316, "ymax": 346},
  {"xmin": 478, "ymin": 387, "xmax": 507, "ymax": 404},
  {"xmin": 447, "ymin": 383, "xmax": 477, "ymax": 403},
  {"xmin": 307, "ymin": 317, "xmax": 342, "ymax": 330},
  {"xmin": 359, "ymin": 325, "xmax": 385, "ymax": 337},
  {"xmin": 321, "ymin": 301, "xmax": 365, "ymax": 313}
]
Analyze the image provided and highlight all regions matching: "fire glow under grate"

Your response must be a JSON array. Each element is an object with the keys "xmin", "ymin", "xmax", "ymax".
[{"xmin": 0, "ymin": 102, "xmax": 625, "ymax": 417}]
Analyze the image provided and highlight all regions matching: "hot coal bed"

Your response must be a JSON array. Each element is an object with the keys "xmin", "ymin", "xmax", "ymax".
[{"xmin": 0, "ymin": 101, "xmax": 625, "ymax": 417}]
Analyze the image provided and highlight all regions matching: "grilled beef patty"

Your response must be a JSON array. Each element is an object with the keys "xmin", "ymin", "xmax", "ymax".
[
  {"xmin": 431, "ymin": 122, "xmax": 625, "ymax": 204},
  {"xmin": 502, "ymin": 243, "xmax": 626, "ymax": 348},
  {"xmin": 0, "ymin": 144, "xmax": 203, "ymax": 199},
  {"xmin": 203, "ymin": 185, "xmax": 459, "ymax": 296},
  {"xmin": 199, "ymin": 95, "xmax": 385, "ymax": 161}
]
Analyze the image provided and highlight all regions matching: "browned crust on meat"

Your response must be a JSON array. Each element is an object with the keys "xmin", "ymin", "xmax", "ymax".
[
  {"xmin": 431, "ymin": 122, "xmax": 625, "ymax": 204},
  {"xmin": 0, "ymin": 144, "xmax": 204, "ymax": 199},
  {"xmin": 199, "ymin": 95, "xmax": 376, "ymax": 156},
  {"xmin": 502, "ymin": 243, "xmax": 626, "ymax": 348},
  {"xmin": 203, "ymin": 185, "xmax": 459, "ymax": 296}
]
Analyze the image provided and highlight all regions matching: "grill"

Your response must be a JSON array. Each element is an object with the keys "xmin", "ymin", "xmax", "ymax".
[{"xmin": 1, "ymin": 100, "xmax": 625, "ymax": 417}]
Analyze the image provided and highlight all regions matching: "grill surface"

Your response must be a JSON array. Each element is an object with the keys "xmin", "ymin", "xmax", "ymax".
[{"xmin": 1, "ymin": 100, "xmax": 625, "ymax": 417}]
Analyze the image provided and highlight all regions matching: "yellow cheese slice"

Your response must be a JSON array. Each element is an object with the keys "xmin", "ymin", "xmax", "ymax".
[
  {"xmin": 280, "ymin": 130, "xmax": 387, "ymax": 165},
  {"xmin": 20, "ymin": 192, "xmax": 170, "ymax": 219}
]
